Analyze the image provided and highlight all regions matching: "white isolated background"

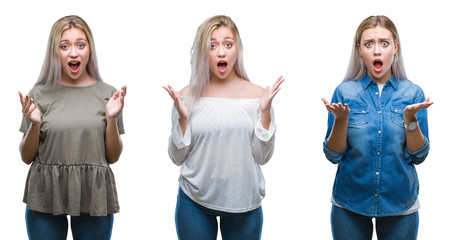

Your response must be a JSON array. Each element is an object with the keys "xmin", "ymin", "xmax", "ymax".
[{"xmin": 0, "ymin": 0, "xmax": 449, "ymax": 239}]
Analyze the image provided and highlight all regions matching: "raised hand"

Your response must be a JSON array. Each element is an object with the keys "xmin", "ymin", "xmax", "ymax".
[
  {"xmin": 163, "ymin": 85, "xmax": 189, "ymax": 122},
  {"xmin": 321, "ymin": 98, "xmax": 350, "ymax": 121},
  {"xmin": 260, "ymin": 76, "xmax": 285, "ymax": 114},
  {"xmin": 106, "ymin": 85, "xmax": 127, "ymax": 119},
  {"xmin": 19, "ymin": 91, "xmax": 41, "ymax": 124},
  {"xmin": 403, "ymin": 97, "xmax": 434, "ymax": 122}
]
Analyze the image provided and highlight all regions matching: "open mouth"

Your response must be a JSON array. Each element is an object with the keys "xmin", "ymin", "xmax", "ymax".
[
  {"xmin": 217, "ymin": 61, "xmax": 228, "ymax": 73},
  {"xmin": 69, "ymin": 62, "xmax": 81, "ymax": 73},
  {"xmin": 373, "ymin": 60, "xmax": 383, "ymax": 73}
]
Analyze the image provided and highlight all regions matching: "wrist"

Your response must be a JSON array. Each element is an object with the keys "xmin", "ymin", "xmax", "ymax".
[
  {"xmin": 403, "ymin": 116, "xmax": 418, "ymax": 124},
  {"xmin": 260, "ymin": 107, "xmax": 271, "ymax": 115},
  {"xmin": 30, "ymin": 121, "xmax": 41, "ymax": 127},
  {"xmin": 178, "ymin": 118, "xmax": 188, "ymax": 125},
  {"xmin": 334, "ymin": 115, "xmax": 349, "ymax": 123},
  {"xmin": 404, "ymin": 121, "xmax": 418, "ymax": 131},
  {"xmin": 106, "ymin": 116, "xmax": 117, "ymax": 123}
]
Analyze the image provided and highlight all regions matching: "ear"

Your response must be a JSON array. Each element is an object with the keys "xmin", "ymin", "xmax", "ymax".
[
  {"xmin": 394, "ymin": 41, "xmax": 399, "ymax": 54},
  {"xmin": 357, "ymin": 43, "xmax": 362, "ymax": 57}
]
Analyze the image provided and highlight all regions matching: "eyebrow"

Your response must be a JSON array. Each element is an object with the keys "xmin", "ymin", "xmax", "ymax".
[
  {"xmin": 60, "ymin": 38, "xmax": 88, "ymax": 43},
  {"xmin": 211, "ymin": 37, "xmax": 235, "ymax": 41},
  {"xmin": 363, "ymin": 36, "xmax": 392, "ymax": 41}
]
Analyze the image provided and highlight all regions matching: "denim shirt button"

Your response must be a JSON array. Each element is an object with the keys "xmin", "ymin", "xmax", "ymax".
[
  {"xmin": 377, "ymin": 152, "xmax": 380, "ymax": 156},
  {"xmin": 378, "ymin": 111, "xmax": 381, "ymax": 114},
  {"xmin": 376, "ymin": 172, "xmax": 379, "ymax": 175},
  {"xmin": 375, "ymin": 194, "xmax": 378, "ymax": 197},
  {"xmin": 378, "ymin": 130, "xmax": 381, "ymax": 134}
]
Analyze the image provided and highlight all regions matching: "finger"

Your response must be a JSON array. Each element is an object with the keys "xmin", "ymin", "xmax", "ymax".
[
  {"xmin": 162, "ymin": 86, "xmax": 171, "ymax": 95},
  {"xmin": 164, "ymin": 87, "xmax": 177, "ymax": 100},
  {"xmin": 23, "ymin": 95, "xmax": 32, "ymax": 113},
  {"xmin": 274, "ymin": 75, "xmax": 283, "ymax": 84},
  {"xmin": 120, "ymin": 89, "xmax": 125, "ymax": 103},
  {"xmin": 112, "ymin": 90, "xmax": 121, "ymax": 100},
  {"xmin": 25, "ymin": 99, "xmax": 36, "ymax": 116},
  {"xmin": 344, "ymin": 103, "xmax": 350, "ymax": 113},
  {"xmin": 27, "ymin": 105, "xmax": 37, "ymax": 116},
  {"xmin": 120, "ymin": 87, "xmax": 126, "ymax": 99},
  {"xmin": 270, "ymin": 87, "xmax": 282, "ymax": 99},
  {"xmin": 122, "ymin": 85, "xmax": 127, "ymax": 96},
  {"xmin": 19, "ymin": 91, "xmax": 25, "ymax": 106},
  {"xmin": 321, "ymin": 98, "xmax": 329, "ymax": 105},
  {"xmin": 273, "ymin": 76, "xmax": 285, "ymax": 89},
  {"xmin": 164, "ymin": 85, "xmax": 177, "ymax": 99},
  {"xmin": 120, "ymin": 95, "xmax": 125, "ymax": 107},
  {"xmin": 419, "ymin": 102, "xmax": 434, "ymax": 109},
  {"xmin": 325, "ymin": 105, "xmax": 336, "ymax": 112}
]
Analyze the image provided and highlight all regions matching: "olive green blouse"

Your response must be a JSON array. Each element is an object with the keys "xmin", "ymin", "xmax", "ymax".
[{"xmin": 20, "ymin": 81, "xmax": 124, "ymax": 216}]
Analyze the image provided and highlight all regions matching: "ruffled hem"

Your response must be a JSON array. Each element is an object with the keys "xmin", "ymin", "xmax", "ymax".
[{"xmin": 23, "ymin": 162, "xmax": 119, "ymax": 216}]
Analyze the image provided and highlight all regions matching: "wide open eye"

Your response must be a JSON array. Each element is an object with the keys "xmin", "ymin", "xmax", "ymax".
[
  {"xmin": 381, "ymin": 41, "xmax": 389, "ymax": 47},
  {"xmin": 365, "ymin": 42, "xmax": 372, "ymax": 48}
]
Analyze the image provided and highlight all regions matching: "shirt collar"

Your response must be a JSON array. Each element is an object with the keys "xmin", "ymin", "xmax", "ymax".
[{"xmin": 361, "ymin": 74, "xmax": 398, "ymax": 90}]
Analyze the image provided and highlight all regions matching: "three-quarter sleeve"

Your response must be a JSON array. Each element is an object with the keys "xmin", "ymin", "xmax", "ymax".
[
  {"xmin": 404, "ymin": 137, "xmax": 429, "ymax": 165},
  {"xmin": 404, "ymin": 91, "xmax": 430, "ymax": 165},
  {"xmin": 252, "ymin": 107, "xmax": 276, "ymax": 165},
  {"xmin": 322, "ymin": 88, "xmax": 347, "ymax": 164},
  {"xmin": 168, "ymin": 105, "xmax": 191, "ymax": 166},
  {"xmin": 19, "ymin": 90, "xmax": 36, "ymax": 134}
]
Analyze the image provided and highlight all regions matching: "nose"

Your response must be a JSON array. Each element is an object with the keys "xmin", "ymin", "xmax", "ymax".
[
  {"xmin": 218, "ymin": 46, "xmax": 226, "ymax": 57},
  {"xmin": 374, "ymin": 44, "xmax": 381, "ymax": 56},
  {"xmin": 69, "ymin": 46, "xmax": 78, "ymax": 58}
]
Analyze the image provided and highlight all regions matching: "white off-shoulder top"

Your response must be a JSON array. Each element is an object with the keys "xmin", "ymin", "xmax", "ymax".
[{"xmin": 168, "ymin": 97, "xmax": 276, "ymax": 213}]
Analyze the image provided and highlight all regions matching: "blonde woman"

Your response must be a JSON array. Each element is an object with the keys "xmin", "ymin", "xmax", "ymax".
[
  {"xmin": 322, "ymin": 15, "xmax": 432, "ymax": 240},
  {"xmin": 164, "ymin": 15, "xmax": 284, "ymax": 240},
  {"xmin": 19, "ymin": 15, "xmax": 126, "ymax": 240}
]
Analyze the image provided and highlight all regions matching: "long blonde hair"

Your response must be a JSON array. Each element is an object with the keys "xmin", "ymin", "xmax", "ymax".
[
  {"xmin": 35, "ymin": 15, "xmax": 101, "ymax": 86},
  {"xmin": 189, "ymin": 15, "xmax": 248, "ymax": 103},
  {"xmin": 344, "ymin": 15, "xmax": 407, "ymax": 81}
]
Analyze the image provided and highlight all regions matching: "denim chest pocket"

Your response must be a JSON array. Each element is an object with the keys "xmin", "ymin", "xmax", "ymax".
[
  {"xmin": 390, "ymin": 105, "xmax": 405, "ymax": 128},
  {"xmin": 348, "ymin": 106, "xmax": 369, "ymax": 127}
]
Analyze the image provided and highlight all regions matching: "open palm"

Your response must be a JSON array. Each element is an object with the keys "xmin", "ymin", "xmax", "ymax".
[{"xmin": 106, "ymin": 86, "xmax": 127, "ymax": 119}]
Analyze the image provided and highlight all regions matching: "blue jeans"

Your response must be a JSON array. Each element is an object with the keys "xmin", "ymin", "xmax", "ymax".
[
  {"xmin": 175, "ymin": 188, "xmax": 263, "ymax": 240},
  {"xmin": 331, "ymin": 205, "xmax": 419, "ymax": 240},
  {"xmin": 26, "ymin": 206, "xmax": 113, "ymax": 240}
]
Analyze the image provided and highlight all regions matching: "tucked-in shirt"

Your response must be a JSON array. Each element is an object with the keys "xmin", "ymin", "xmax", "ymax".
[
  {"xmin": 323, "ymin": 74, "xmax": 429, "ymax": 217},
  {"xmin": 20, "ymin": 81, "xmax": 124, "ymax": 216},
  {"xmin": 168, "ymin": 97, "xmax": 276, "ymax": 213}
]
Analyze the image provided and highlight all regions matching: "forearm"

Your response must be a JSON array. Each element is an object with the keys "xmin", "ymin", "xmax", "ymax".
[
  {"xmin": 405, "ymin": 116, "xmax": 425, "ymax": 152},
  {"xmin": 260, "ymin": 110, "xmax": 271, "ymax": 130},
  {"xmin": 179, "ymin": 118, "xmax": 188, "ymax": 136},
  {"xmin": 19, "ymin": 123, "xmax": 40, "ymax": 164},
  {"xmin": 105, "ymin": 117, "xmax": 123, "ymax": 164},
  {"xmin": 326, "ymin": 118, "xmax": 348, "ymax": 153}
]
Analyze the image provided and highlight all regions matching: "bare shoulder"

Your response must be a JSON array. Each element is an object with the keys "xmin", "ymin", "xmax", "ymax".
[
  {"xmin": 241, "ymin": 81, "xmax": 264, "ymax": 99},
  {"xmin": 179, "ymin": 85, "xmax": 191, "ymax": 96}
]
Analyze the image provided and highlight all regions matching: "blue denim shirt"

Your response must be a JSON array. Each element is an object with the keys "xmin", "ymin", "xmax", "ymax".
[{"xmin": 323, "ymin": 74, "xmax": 430, "ymax": 217}]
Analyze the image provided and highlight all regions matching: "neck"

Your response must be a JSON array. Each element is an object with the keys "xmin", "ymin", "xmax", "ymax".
[
  {"xmin": 367, "ymin": 71, "xmax": 392, "ymax": 85},
  {"xmin": 59, "ymin": 72, "xmax": 96, "ymax": 87},
  {"xmin": 210, "ymin": 70, "xmax": 241, "ymax": 85}
]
